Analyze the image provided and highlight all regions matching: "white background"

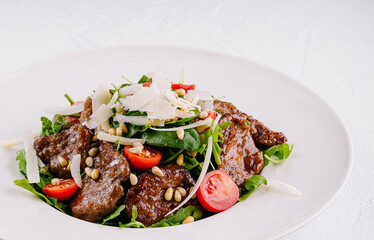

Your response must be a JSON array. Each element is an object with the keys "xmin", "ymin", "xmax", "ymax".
[{"xmin": 0, "ymin": 0, "xmax": 373, "ymax": 239}]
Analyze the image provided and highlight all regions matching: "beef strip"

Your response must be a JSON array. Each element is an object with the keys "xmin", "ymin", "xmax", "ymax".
[
  {"xmin": 33, "ymin": 98, "xmax": 93, "ymax": 178},
  {"xmin": 124, "ymin": 164, "xmax": 197, "ymax": 226},
  {"xmin": 70, "ymin": 141, "xmax": 131, "ymax": 222},
  {"xmin": 217, "ymin": 113, "xmax": 264, "ymax": 187},
  {"xmin": 213, "ymin": 100, "xmax": 287, "ymax": 147}
]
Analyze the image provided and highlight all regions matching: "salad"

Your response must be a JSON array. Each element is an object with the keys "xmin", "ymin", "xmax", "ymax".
[{"xmin": 1, "ymin": 67, "xmax": 298, "ymax": 227}]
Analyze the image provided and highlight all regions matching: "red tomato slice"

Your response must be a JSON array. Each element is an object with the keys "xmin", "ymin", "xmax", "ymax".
[
  {"xmin": 124, "ymin": 145, "xmax": 162, "ymax": 170},
  {"xmin": 197, "ymin": 170, "xmax": 239, "ymax": 212},
  {"xmin": 43, "ymin": 178, "xmax": 78, "ymax": 201},
  {"xmin": 171, "ymin": 84, "xmax": 195, "ymax": 92},
  {"xmin": 142, "ymin": 82, "xmax": 152, "ymax": 87}
]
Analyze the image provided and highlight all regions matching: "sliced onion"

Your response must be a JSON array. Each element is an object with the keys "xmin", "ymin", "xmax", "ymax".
[
  {"xmin": 23, "ymin": 131, "xmax": 40, "ymax": 184},
  {"xmin": 113, "ymin": 114, "xmax": 150, "ymax": 126},
  {"xmin": 263, "ymin": 179, "xmax": 303, "ymax": 198},
  {"xmin": 150, "ymin": 118, "xmax": 212, "ymax": 132},
  {"xmin": 42, "ymin": 102, "xmax": 84, "ymax": 115},
  {"xmin": 166, "ymin": 136, "xmax": 213, "ymax": 216},
  {"xmin": 97, "ymin": 132, "xmax": 145, "ymax": 145},
  {"xmin": 70, "ymin": 154, "xmax": 82, "ymax": 188}
]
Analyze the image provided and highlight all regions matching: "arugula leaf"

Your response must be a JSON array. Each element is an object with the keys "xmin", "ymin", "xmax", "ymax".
[
  {"xmin": 119, "ymin": 205, "xmax": 146, "ymax": 228},
  {"xmin": 102, "ymin": 205, "xmax": 125, "ymax": 225},
  {"xmin": 151, "ymin": 206, "xmax": 203, "ymax": 228},
  {"xmin": 115, "ymin": 139, "xmax": 121, "ymax": 151},
  {"xmin": 161, "ymin": 148, "xmax": 184, "ymax": 164},
  {"xmin": 41, "ymin": 114, "xmax": 66, "ymax": 136},
  {"xmin": 182, "ymin": 154, "xmax": 200, "ymax": 170},
  {"xmin": 124, "ymin": 111, "xmax": 147, "ymax": 116},
  {"xmin": 138, "ymin": 75, "xmax": 152, "ymax": 84},
  {"xmin": 14, "ymin": 179, "xmax": 67, "ymax": 213},
  {"xmin": 142, "ymin": 128, "xmax": 202, "ymax": 151},
  {"xmin": 16, "ymin": 149, "xmax": 27, "ymax": 178},
  {"xmin": 238, "ymin": 175, "xmax": 267, "ymax": 201},
  {"xmin": 263, "ymin": 143, "xmax": 293, "ymax": 166}
]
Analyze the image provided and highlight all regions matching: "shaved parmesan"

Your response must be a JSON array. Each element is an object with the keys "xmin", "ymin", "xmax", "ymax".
[
  {"xmin": 97, "ymin": 132, "xmax": 145, "ymax": 145},
  {"xmin": 119, "ymin": 84, "xmax": 143, "ymax": 96},
  {"xmin": 42, "ymin": 102, "xmax": 84, "ymax": 115},
  {"xmin": 120, "ymin": 87, "xmax": 160, "ymax": 111},
  {"xmin": 166, "ymin": 136, "xmax": 213, "ymax": 216},
  {"xmin": 86, "ymin": 91, "xmax": 118, "ymax": 129},
  {"xmin": 152, "ymin": 119, "xmax": 165, "ymax": 127},
  {"xmin": 150, "ymin": 118, "xmax": 212, "ymax": 131},
  {"xmin": 263, "ymin": 179, "xmax": 303, "ymax": 198},
  {"xmin": 113, "ymin": 114, "xmax": 150, "ymax": 126},
  {"xmin": 92, "ymin": 83, "xmax": 111, "ymax": 111},
  {"xmin": 71, "ymin": 154, "xmax": 82, "ymax": 188},
  {"xmin": 185, "ymin": 90, "xmax": 213, "ymax": 101},
  {"xmin": 140, "ymin": 98, "xmax": 175, "ymax": 120},
  {"xmin": 23, "ymin": 131, "xmax": 40, "ymax": 183},
  {"xmin": 0, "ymin": 129, "xmax": 41, "ymax": 150}
]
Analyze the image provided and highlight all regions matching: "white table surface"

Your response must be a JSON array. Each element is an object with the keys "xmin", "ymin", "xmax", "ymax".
[{"xmin": 1, "ymin": 0, "xmax": 373, "ymax": 239}]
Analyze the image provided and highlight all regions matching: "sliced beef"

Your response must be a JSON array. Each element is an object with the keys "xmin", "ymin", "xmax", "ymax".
[
  {"xmin": 70, "ymin": 141, "xmax": 131, "ymax": 222},
  {"xmin": 124, "ymin": 164, "xmax": 197, "ymax": 226},
  {"xmin": 213, "ymin": 100, "xmax": 287, "ymax": 147},
  {"xmin": 217, "ymin": 113, "xmax": 264, "ymax": 187},
  {"xmin": 33, "ymin": 98, "xmax": 93, "ymax": 178}
]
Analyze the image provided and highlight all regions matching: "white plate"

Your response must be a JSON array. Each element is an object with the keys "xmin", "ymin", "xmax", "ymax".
[{"xmin": 0, "ymin": 46, "xmax": 353, "ymax": 240}]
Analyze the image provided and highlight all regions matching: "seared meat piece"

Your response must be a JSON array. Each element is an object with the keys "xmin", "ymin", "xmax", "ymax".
[
  {"xmin": 70, "ymin": 141, "xmax": 131, "ymax": 222},
  {"xmin": 34, "ymin": 98, "xmax": 92, "ymax": 178},
  {"xmin": 213, "ymin": 100, "xmax": 287, "ymax": 147},
  {"xmin": 218, "ymin": 113, "xmax": 264, "ymax": 187},
  {"xmin": 124, "ymin": 164, "xmax": 197, "ymax": 226}
]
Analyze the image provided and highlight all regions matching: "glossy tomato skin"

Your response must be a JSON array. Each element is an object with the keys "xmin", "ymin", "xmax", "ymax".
[
  {"xmin": 142, "ymin": 82, "xmax": 152, "ymax": 87},
  {"xmin": 124, "ymin": 145, "xmax": 162, "ymax": 170},
  {"xmin": 43, "ymin": 178, "xmax": 78, "ymax": 201},
  {"xmin": 171, "ymin": 84, "xmax": 195, "ymax": 92},
  {"xmin": 197, "ymin": 170, "xmax": 239, "ymax": 213}
]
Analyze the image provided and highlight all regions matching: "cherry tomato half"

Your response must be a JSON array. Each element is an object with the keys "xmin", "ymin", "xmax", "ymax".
[
  {"xmin": 43, "ymin": 178, "xmax": 78, "ymax": 201},
  {"xmin": 124, "ymin": 145, "xmax": 162, "ymax": 170},
  {"xmin": 171, "ymin": 84, "xmax": 195, "ymax": 92},
  {"xmin": 142, "ymin": 82, "xmax": 152, "ymax": 87},
  {"xmin": 197, "ymin": 170, "xmax": 239, "ymax": 213}
]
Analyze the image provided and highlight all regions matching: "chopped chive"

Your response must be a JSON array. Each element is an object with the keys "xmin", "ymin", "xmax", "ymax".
[
  {"xmin": 179, "ymin": 68, "xmax": 185, "ymax": 84},
  {"xmin": 64, "ymin": 94, "xmax": 74, "ymax": 104}
]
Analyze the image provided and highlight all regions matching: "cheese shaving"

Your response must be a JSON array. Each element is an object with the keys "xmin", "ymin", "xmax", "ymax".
[
  {"xmin": 92, "ymin": 82, "xmax": 111, "ymax": 111},
  {"xmin": 0, "ymin": 129, "xmax": 41, "ymax": 150},
  {"xmin": 119, "ymin": 84, "xmax": 143, "ymax": 96},
  {"xmin": 86, "ymin": 91, "xmax": 118, "ymax": 129},
  {"xmin": 23, "ymin": 131, "xmax": 40, "ymax": 184},
  {"xmin": 42, "ymin": 102, "xmax": 84, "ymax": 115},
  {"xmin": 97, "ymin": 132, "xmax": 145, "ymax": 145},
  {"xmin": 113, "ymin": 114, "xmax": 150, "ymax": 126},
  {"xmin": 263, "ymin": 179, "xmax": 303, "ymax": 198},
  {"xmin": 149, "ymin": 118, "xmax": 212, "ymax": 131},
  {"xmin": 71, "ymin": 154, "xmax": 82, "ymax": 188},
  {"xmin": 166, "ymin": 136, "xmax": 213, "ymax": 216}
]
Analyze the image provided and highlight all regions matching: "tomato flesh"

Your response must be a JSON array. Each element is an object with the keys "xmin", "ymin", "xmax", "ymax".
[
  {"xmin": 197, "ymin": 170, "xmax": 239, "ymax": 212},
  {"xmin": 171, "ymin": 84, "xmax": 195, "ymax": 92},
  {"xmin": 124, "ymin": 145, "xmax": 162, "ymax": 170},
  {"xmin": 142, "ymin": 82, "xmax": 152, "ymax": 87},
  {"xmin": 43, "ymin": 178, "xmax": 78, "ymax": 201}
]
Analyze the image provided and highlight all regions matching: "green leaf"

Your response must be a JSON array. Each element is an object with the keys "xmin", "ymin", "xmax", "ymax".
[
  {"xmin": 263, "ymin": 143, "xmax": 293, "ymax": 166},
  {"xmin": 64, "ymin": 93, "xmax": 75, "ymax": 104},
  {"xmin": 182, "ymin": 154, "xmax": 200, "ymax": 170},
  {"xmin": 14, "ymin": 179, "xmax": 67, "ymax": 213},
  {"xmin": 161, "ymin": 148, "xmax": 184, "ymax": 164},
  {"xmin": 150, "ymin": 206, "xmax": 203, "ymax": 228},
  {"xmin": 41, "ymin": 114, "xmax": 67, "ymax": 136},
  {"xmin": 138, "ymin": 75, "xmax": 152, "ymax": 84},
  {"xmin": 119, "ymin": 205, "xmax": 146, "ymax": 228},
  {"xmin": 16, "ymin": 149, "xmax": 27, "ymax": 178},
  {"xmin": 102, "ymin": 205, "xmax": 125, "ymax": 225},
  {"xmin": 238, "ymin": 175, "xmax": 267, "ymax": 201},
  {"xmin": 141, "ymin": 128, "xmax": 202, "ymax": 151},
  {"xmin": 115, "ymin": 139, "xmax": 121, "ymax": 151}
]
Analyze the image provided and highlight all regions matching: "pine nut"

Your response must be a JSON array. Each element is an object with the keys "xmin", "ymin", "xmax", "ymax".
[
  {"xmin": 120, "ymin": 123, "xmax": 128, "ymax": 134},
  {"xmin": 174, "ymin": 92, "xmax": 179, "ymax": 98},
  {"xmin": 176, "ymin": 154, "xmax": 184, "ymax": 166},
  {"xmin": 164, "ymin": 187, "xmax": 174, "ymax": 201},
  {"xmin": 189, "ymin": 187, "xmax": 197, "ymax": 199},
  {"xmin": 199, "ymin": 110, "xmax": 208, "ymax": 119},
  {"xmin": 85, "ymin": 157, "xmax": 93, "ymax": 167},
  {"xmin": 182, "ymin": 216, "xmax": 194, "ymax": 224},
  {"xmin": 85, "ymin": 167, "xmax": 93, "ymax": 177},
  {"xmin": 91, "ymin": 169, "xmax": 100, "ymax": 180},
  {"xmin": 108, "ymin": 127, "xmax": 116, "ymax": 136},
  {"xmin": 177, "ymin": 129, "xmax": 184, "ymax": 140},
  {"xmin": 176, "ymin": 187, "xmax": 187, "ymax": 197},
  {"xmin": 51, "ymin": 178, "xmax": 60, "ymax": 186},
  {"xmin": 200, "ymin": 134, "xmax": 206, "ymax": 142},
  {"xmin": 172, "ymin": 117, "xmax": 179, "ymax": 122},
  {"xmin": 116, "ymin": 127, "xmax": 123, "ymax": 136},
  {"xmin": 191, "ymin": 151, "xmax": 198, "ymax": 158},
  {"xmin": 92, "ymin": 134, "xmax": 98, "ymax": 142},
  {"xmin": 88, "ymin": 147, "xmax": 99, "ymax": 157},
  {"xmin": 175, "ymin": 89, "xmax": 186, "ymax": 97},
  {"xmin": 67, "ymin": 161, "xmax": 72, "ymax": 171},
  {"xmin": 58, "ymin": 156, "xmax": 68, "ymax": 167},
  {"xmin": 152, "ymin": 166, "xmax": 164, "ymax": 177},
  {"xmin": 196, "ymin": 125, "xmax": 207, "ymax": 133},
  {"xmin": 174, "ymin": 189, "xmax": 182, "ymax": 202},
  {"xmin": 130, "ymin": 173, "xmax": 138, "ymax": 186}
]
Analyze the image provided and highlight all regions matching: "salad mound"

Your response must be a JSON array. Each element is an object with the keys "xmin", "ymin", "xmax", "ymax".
[{"xmin": 5, "ymin": 67, "xmax": 297, "ymax": 227}]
